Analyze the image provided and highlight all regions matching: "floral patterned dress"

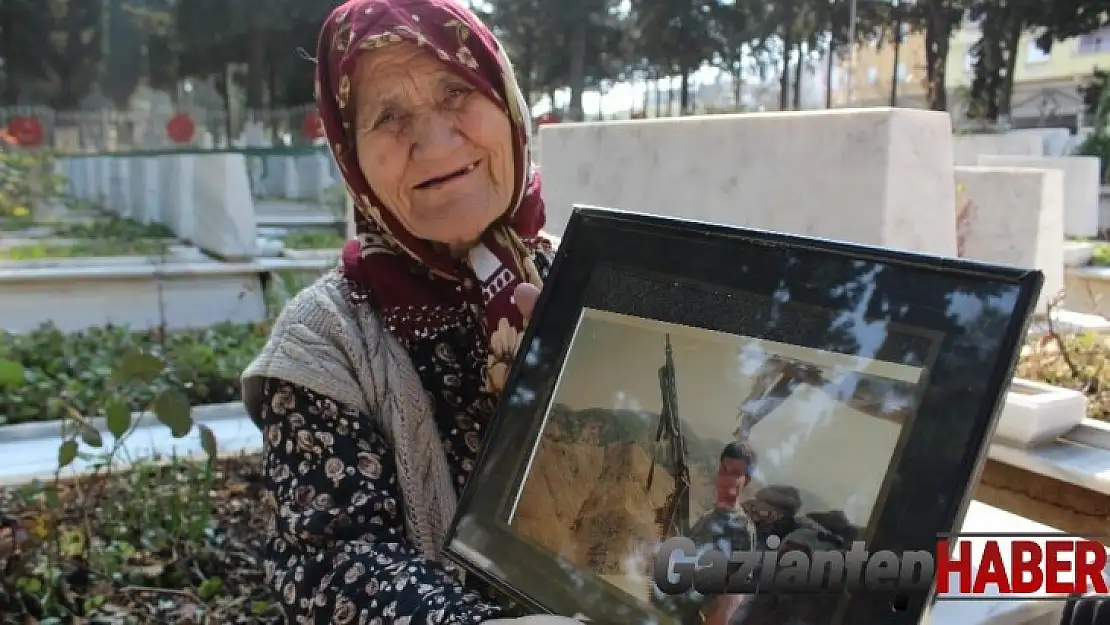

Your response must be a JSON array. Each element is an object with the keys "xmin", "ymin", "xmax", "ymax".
[{"xmin": 255, "ymin": 251, "xmax": 552, "ymax": 624}]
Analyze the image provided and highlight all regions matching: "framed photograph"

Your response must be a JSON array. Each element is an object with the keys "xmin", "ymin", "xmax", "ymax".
[{"xmin": 444, "ymin": 206, "xmax": 1043, "ymax": 625}]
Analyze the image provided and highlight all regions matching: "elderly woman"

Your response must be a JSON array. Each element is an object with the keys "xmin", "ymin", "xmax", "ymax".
[{"xmin": 241, "ymin": 1, "xmax": 577, "ymax": 623}]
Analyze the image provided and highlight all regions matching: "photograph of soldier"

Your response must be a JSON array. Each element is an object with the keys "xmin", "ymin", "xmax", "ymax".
[
  {"xmin": 650, "ymin": 441, "xmax": 760, "ymax": 625},
  {"xmin": 507, "ymin": 309, "xmax": 924, "ymax": 623}
]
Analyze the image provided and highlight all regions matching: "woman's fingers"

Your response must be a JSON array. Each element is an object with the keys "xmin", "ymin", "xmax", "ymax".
[{"xmin": 514, "ymin": 282, "xmax": 541, "ymax": 321}]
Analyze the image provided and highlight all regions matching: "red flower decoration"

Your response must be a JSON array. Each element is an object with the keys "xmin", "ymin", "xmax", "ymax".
[
  {"xmin": 7, "ymin": 116, "xmax": 44, "ymax": 148},
  {"xmin": 166, "ymin": 113, "xmax": 196, "ymax": 144},
  {"xmin": 302, "ymin": 111, "xmax": 324, "ymax": 141}
]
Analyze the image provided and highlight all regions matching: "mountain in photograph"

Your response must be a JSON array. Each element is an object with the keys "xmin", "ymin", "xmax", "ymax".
[{"xmin": 543, "ymin": 403, "xmax": 724, "ymax": 475}]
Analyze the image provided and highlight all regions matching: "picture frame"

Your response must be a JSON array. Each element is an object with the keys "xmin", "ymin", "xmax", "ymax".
[{"xmin": 444, "ymin": 206, "xmax": 1043, "ymax": 625}]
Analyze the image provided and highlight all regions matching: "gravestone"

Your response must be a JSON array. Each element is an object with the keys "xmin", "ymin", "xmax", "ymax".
[
  {"xmin": 978, "ymin": 155, "xmax": 1100, "ymax": 239},
  {"xmin": 191, "ymin": 154, "xmax": 258, "ymax": 260},
  {"xmin": 539, "ymin": 107, "xmax": 957, "ymax": 255},
  {"xmin": 955, "ymin": 166, "xmax": 1065, "ymax": 314}
]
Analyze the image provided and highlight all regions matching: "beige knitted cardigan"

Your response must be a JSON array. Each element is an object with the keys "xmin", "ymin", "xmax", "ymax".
[{"xmin": 241, "ymin": 271, "xmax": 456, "ymax": 561}]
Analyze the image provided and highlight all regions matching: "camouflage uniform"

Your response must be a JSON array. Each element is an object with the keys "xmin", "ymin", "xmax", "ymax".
[
  {"xmin": 739, "ymin": 527, "xmax": 845, "ymax": 625},
  {"xmin": 652, "ymin": 506, "xmax": 758, "ymax": 625}
]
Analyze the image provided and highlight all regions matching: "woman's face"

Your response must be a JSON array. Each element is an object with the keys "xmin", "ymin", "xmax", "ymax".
[{"xmin": 353, "ymin": 43, "xmax": 515, "ymax": 253}]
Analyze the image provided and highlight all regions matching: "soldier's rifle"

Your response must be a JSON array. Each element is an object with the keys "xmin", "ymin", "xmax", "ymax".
[{"xmin": 647, "ymin": 334, "xmax": 691, "ymax": 540}]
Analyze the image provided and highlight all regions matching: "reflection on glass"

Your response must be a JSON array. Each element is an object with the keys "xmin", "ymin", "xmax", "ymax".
[{"xmin": 507, "ymin": 309, "xmax": 927, "ymax": 625}]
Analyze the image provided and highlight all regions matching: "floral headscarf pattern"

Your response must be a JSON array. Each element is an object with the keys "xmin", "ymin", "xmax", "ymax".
[{"xmin": 315, "ymin": 0, "xmax": 550, "ymax": 395}]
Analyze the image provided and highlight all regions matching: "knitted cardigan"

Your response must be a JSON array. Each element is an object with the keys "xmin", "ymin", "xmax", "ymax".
[{"xmin": 241, "ymin": 271, "xmax": 456, "ymax": 561}]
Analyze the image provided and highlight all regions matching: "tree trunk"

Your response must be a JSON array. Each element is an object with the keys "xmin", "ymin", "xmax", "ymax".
[
  {"xmin": 890, "ymin": 7, "xmax": 904, "ymax": 107},
  {"xmin": 923, "ymin": 2, "xmax": 953, "ymax": 111},
  {"xmin": 779, "ymin": 0, "xmax": 796, "ymax": 110},
  {"xmin": 999, "ymin": 17, "xmax": 1023, "ymax": 121},
  {"xmin": 668, "ymin": 71, "xmax": 675, "ymax": 115},
  {"xmin": 246, "ymin": 13, "xmax": 266, "ymax": 110},
  {"xmin": 680, "ymin": 71, "xmax": 690, "ymax": 115},
  {"xmin": 567, "ymin": 26, "xmax": 587, "ymax": 121},
  {"xmin": 735, "ymin": 70, "xmax": 744, "ymax": 110},
  {"xmin": 826, "ymin": 43, "xmax": 836, "ymax": 108},
  {"xmin": 793, "ymin": 43, "xmax": 804, "ymax": 109},
  {"xmin": 655, "ymin": 73, "xmax": 663, "ymax": 116},
  {"xmin": 519, "ymin": 37, "xmax": 535, "ymax": 109}
]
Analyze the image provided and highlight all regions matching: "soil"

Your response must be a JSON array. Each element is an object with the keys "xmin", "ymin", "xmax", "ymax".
[{"xmin": 975, "ymin": 460, "xmax": 1110, "ymax": 542}]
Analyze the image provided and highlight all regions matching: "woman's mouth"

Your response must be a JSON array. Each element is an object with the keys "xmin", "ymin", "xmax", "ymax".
[{"xmin": 415, "ymin": 161, "xmax": 480, "ymax": 190}]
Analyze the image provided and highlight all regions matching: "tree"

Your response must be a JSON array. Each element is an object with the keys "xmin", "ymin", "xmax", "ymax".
[
  {"xmin": 908, "ymin": 0, "xmax": 970, "ymax": 111},
  {"xmin": 629, "ymin": 0, "xmax": 719, "ymax": 115},
  {"xmin": 965, "ymin": 0, "xmax": 1109, "ymax": 123},
  {"xmin": 965, "ymin": 0, "xmax": 1041, "ymax": 124},
  {"xmin": 4, "ymin": 0, "xmax": 103, "ymax": 108},
  {"xmin": 1035, "ymin": 0, "xmax": 1110, "ymax": 46},
  {"xmin": 175, "ymin": 0, "xmax": 338, "ymax": 109},
  {"xmin": 0, "ymin": 0, "xmax": 46, "ymax": 104},
  {"xmin": 708, "ymin": 0, "xmax": 776, "ymax": 109}
]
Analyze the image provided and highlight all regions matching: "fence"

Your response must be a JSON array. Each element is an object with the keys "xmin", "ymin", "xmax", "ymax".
[{"xmin": 0, "ymin": 104, "xmax": 322, "ymax": 154}]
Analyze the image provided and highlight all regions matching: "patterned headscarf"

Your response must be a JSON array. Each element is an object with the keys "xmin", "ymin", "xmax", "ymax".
[{"xmin": 316, "ymin": 0, "xmax": 549, "ymax": 394}]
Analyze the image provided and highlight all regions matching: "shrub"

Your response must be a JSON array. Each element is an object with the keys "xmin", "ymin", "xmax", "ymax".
[
  {"xmin": 0, "ymin": 352, "xmax": 280, "ymax": 623},
  {"xmin": 1019, "ymin": 330, "xmax": 1110, "ymax": 422},
  {"xmin": 0, "ymin": 130, "xmax": 66, "ymax": 222},
  {"xmin": 0, "ymin": 322, "xmax": 270, "ymax": 425}
]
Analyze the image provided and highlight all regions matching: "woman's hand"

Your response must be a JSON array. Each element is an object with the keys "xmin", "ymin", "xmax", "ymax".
[
  {"xmin": 702, "ymin": 593, "xmax": 746, "ymax": 625},
  {"xmin": 514, "ymin": 283, "xmax": 541, "ymax": 322}
]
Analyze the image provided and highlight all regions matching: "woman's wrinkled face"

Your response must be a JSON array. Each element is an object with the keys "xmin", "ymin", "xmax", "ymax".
[{"xmin": 353, "ymin": 43, "xmax": 515, "ymax": 253}]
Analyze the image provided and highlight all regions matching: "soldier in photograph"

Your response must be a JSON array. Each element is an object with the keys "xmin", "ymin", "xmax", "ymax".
[{"xmin": 653, "ymin": 440, "xmax": 760, "ymax": 625}]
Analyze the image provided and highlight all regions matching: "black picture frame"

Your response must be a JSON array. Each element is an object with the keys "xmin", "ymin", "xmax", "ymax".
[{"xmin": 444, "ymin": 206, "xmax": 1043, "ymax": 625}]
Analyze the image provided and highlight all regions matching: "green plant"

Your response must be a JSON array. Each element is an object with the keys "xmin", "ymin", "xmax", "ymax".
[
  {"xmin": 0, "ymin": 132, "xmax": 66, "ymax": 221},
  {"xmin": 1019, "ymin": 299, "xmax": 1110, "ymax": 423},
  {"xmin": 0, "ymin": 239, "xmax": 170, "ymax": 261},
  {"xmin": 51, "ymin": 217, "xmax": 175, "ymax": 241},
  {"xmin": 0, "ymin": 322, "xmax": 270, "ymax": 425},
  {"xmin": 1091, "ymin": 244, "xmax": 1110, "ymax": 266},
  {"xmin": 264, "ymin": 270, "xmax": 327, "ymax": 316},
  {"xmin": 282, "ymin": 229, "xmax": 346, "ymax": 250},
  {"xmin": 322, "ymin": 184, "xmax": 349, "ymax": 236},
  {"xmin": 0, "ymin": 350, "xmax": 222, "ymax": 620}
]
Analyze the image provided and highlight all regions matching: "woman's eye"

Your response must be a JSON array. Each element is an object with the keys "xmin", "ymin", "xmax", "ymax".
[
  {"xmin": 374, "ymin": 110, "xmax": 395, "ymax": 127},
  {"xmin": 445, "ymin": 87, "xmax": 470, "ymax": 105}
]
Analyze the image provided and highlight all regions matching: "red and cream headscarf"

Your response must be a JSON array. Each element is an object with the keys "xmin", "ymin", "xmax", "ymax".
[{"xmin": 315, "ymin": 0, "xmax": 550, "ymax": 393}]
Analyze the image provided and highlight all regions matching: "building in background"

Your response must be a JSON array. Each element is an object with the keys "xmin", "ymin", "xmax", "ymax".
[
  {"xmin": 829, "ymin": 32, "xmax": 928, "ymax": 108},
  {"xmin": 944, "ymin": 18, "xmax": 1102, "ymax": 127}
]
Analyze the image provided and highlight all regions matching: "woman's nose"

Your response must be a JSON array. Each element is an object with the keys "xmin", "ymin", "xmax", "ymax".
[{"xmin": 411, "ymin": 110, "xmax": 462, "ymax": 159}]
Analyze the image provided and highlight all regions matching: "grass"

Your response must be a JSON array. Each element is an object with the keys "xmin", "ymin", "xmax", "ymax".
[
  {"xmin": 0, "ymin": 213, "xmax": 179, "ymax": 261},
  {"xmin": 282, "ymin": 229, "xmax": 346, "ymax": 250},
  {"xmin": 0, "ymin": 240, "xmax": 170, "ymax": 261}
]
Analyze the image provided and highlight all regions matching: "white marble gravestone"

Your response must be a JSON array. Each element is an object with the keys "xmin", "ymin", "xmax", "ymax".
[
  {"xmin": 539, "ymin": 107, "xmax": 957, "ymax": 256},
  {"xmin": 978, "ymin": 155, "xmax": 1101, "ymax": 239},
  {"xmin": 954, "ymin": 166, "xmax": 1065, "ymax": 313},
  {"xmin": 953, "ymin": 132, "xmax": 1045, "ymax": 166},
  {"xmin": 190, "ymin": 153, "xmax": 258, "ymax": 259}
]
